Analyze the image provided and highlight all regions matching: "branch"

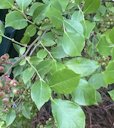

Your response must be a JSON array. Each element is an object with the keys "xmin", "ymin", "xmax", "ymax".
[
  {"xmin": 40, "ymin": 42, "xmax": 56, "ymax": 61},
  {"xmin": 25, "ymin": 57, "xmax": 44, "ymax": 81},
  {"xmin": 29, "ymin": 30, "xmax": 48, "ymax": 56},
  {"xmin": 1, "ymin": 30, "xmax": 48, "ymax": 78},
  {"xmin": 1, "ymin": 34, "xmax": 27, "ymax": 47}
]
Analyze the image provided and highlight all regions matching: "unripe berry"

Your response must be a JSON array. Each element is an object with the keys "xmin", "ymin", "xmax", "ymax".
[
  {"xmin": 109, "ymin": 18, "xmax": 113, "ymax": 22},
  {"xmin": 3, "ymin": 85, "xmax": 10, "ymax": 91},
  {"xmin": 106, "ymin": 22, "xmax": 110, "ymax": 25},
  {"xmin": 48, "ymin": 118, "xmax": 52, "ymax": 121},
  {"xmin": 2, "ymin": 97, "xmax": 9, "ymax": 104},
  {"xmin": 38, "ymin": 30, "xmax": 43, "ymax": 36},
  {"xmin": 40, "ymin": 125, "xmax": 44, "ymax": 128},
  {"xmin": 110, "ymin": 22, "xmax": 113, "ymax": 25},
  {"xmin": 102, "ymin": 62, "xmax": 106, "ymax": 66},
  {"xmin": 106, "ymin": 25, "xmax": 109, "ymax": 28},
  {"xmin": 0, "ymin": 66, "xmax": 4, "ymax": 73},
  {"xmin": 10, "ymin": 80, "xmax": 18, "ymax": 87},
  {"xmin": 44, "ymin": 18, "xmax": 49, "ymax": 23},
  {"xmin": 12, "ymin": 89, "xmax": 19, "ymax": 95},
  {"xmin": 0, "ymin": 91, "xmax": 5, "ymax": 98}
]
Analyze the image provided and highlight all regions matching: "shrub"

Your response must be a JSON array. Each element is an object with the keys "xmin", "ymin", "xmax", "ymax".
[{"xmin": 0, "ymin": 0, "xmax": 114, "ymax": 127}]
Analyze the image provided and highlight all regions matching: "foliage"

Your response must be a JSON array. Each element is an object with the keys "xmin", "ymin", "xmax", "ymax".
[{"xmin": 0, "ymin": 0, "xmax": 114, "ymax": 128}]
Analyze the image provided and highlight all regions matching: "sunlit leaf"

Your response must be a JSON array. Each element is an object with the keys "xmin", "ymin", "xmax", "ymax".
[
  {"xmin": 66, "ymin": 57, "xmax": 99, "ymax": 77},
  {"xmin": 49, "ymin": 68, "xmax": 80, "ymax": 94},
  {"xmin": 5, "ymin": 11, "xmax": 28, "ymax": 29},
  {"xmin": 52, "ymin": 99, "xmax": 85, "ymax": 128},
  {"xmin": 31, "ymin": 80, "xmax": 51, "ymax": 110}
]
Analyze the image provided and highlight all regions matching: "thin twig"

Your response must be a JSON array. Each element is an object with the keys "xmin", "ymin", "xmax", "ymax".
[
  {"xmin": 29, "ymin": 43, "xmax": 40, "ymax": 56},
  {"xmin": 29, "ymin": 30, "xmax": 48, "ymax": 56},
  {"xmin": 1, "ymin": 34, "xmax": 27, "ymax": 47},
  {"xmin": 26, "ymin": 57, "xmax": 44, "ymax": 81},
  {"xmin": 40, "ymin": 42, "xmax": 56, "ymax": 61},
  {"xmin": 1, "ymin": 30, "xmax": 48, "ymax": 77}
]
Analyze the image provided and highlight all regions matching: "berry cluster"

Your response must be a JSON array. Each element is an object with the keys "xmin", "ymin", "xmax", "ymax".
[
  {"xmin": 0, "ymin": 54, "xmax": 9, "ymax": 74},
  {"xmin": 0, "ymin": 54, "xmax": 21, "ymax": 112},
  {"xmin": 98, "ymin": 55, "xmax": 111, "ymax": 69},
  {"xmin": 99, "ymin": 11, "xmax": 114, "ymax": 33}
]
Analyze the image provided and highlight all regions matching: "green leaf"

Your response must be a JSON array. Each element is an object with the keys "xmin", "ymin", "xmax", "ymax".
[
  {"xmin": 6, "ymin": 110, "xmax": 16, "ymax": 127},
  {"xmin": 16, "ymin": 0, "xmax": 32, "ymax": 11},
  {"xmin": 0, "ymin": 21, "xmax": 5, "ymax": 43},
  {"xmin": 13, "ymin": 44, "xmax": 22, "ymax": 54},
  {"xmin": 19, "ymin": 47, "xmax": 26, "ymax": 55},
  {"xmin": 97, "ymin": 35, "xmax": 112, "ymax": 56},
  {"xmin": 108, "ymin": 90, "xmax": 114, "ymax": 101},
  {"xmin": 46, "ymin": 6, "xmax": 63, "ymax": 28},
  {"xmin": 22, "ymin": 67, "xmax": 35, "ymax": 84},
  {"xmin": 51, "ymin": 45, "xmax": 67, "ymax": 59},
  {"xmin": 66, "ymin": 57, "xmax": 99, "ymax": 77},
  {"xmin": 93, "ymin": 13, "xmax": 102, "ymax": 22},
  {"xmin": 19, "ymin": 59, "xmax": 26, "ymax": 66},
  {"xmin": 83, "ymin": 20, "xmax": 95, "ymax": 39},
  {"xmin": 103, "ymin": 61, "xmax": 114, "ymax": 84},
  {"xmin": 98, "ymin": 5, "xmax": 106, "ymax": 15},
  {"xmin": 21, "ymin": 35, "xmax": 30, "ymax": 44},
  {"xmin": 111, "ymin": 48, "xmax": 114, "ymax": 60},
  {"xmin": 0, "ymin": 0, "xmax": 14, "ymax": 9},
  {"xmin": 71, "ymin": 11, "xmax": 84, "ymax": 22},
  {"xmin": 42, "ymin": 32, "xmax": 56, "ymax": 47},
  {"xmin": 72, "ymin": 79, "xmax": 97, "ymax": 105},
  {"xmin": 61, "ymin": 32, "xmax": 85, "ymax": 57},
  {"xmin": 49, "ymin": 68, "xmax": 80, "ymax": 94},
  {"xmin": 33, "ymin": 4, "xmax": 50, "ymax": 24},
  {"xmin": 42, "ymin": 0, "xmax": 50, "ymax": 4},
  {"xmin": 109, "ymin": 7, "xmax": 114, "ymax": 13},
  {"xmin": 109, "ymin": 27, "xmax": 114, "ymax": 44},
  {"xmin": 29, "ymin": 56, "xmax": 42, "ymax": 66},
  {"xmin": 13, "ymin": 66, "xmax": 24, "ymax": 78},
  {"xmin": 50, "ymin": 0, "xmax": 62, "ymax": 12},
  {"xmin": 0, "ymin": 36, "xmax": 2, "ymax": 44},
  {"xmin": 64, "ymin": 19, "xmax": 84, "ymax": 35},
  {"xmin": 22, "ymin": 104, "xmax": 31, "ymax": 119},
  {"xmin": 37, "ymin": 49, "xmax": 48, "ymax": 59},
  {"xmin": 37, "ymin": 60, "xmax": 54, "ymax": 77},
  {"xmin": 84, "ymin": 0, "xmax": 100, "ymax": 14},
  {"xmin": 0, "ymin": 121, "xmax": 4, "ymax": 128},
  {"xmin": 51, "ymin": 99, "xmax": 85, "ymax": 128},
  {"xmin": 50, "ymin": 0, "xmax": 69, "ymax": 12},
  {"xmin": 75, "ymin": 0, "xmax": 83, "ymax": 4},
  {"xmin": 5, "ymin": 11, "xmax": 28, "ymax": 30},
  {"xmin": 50, "ymin": 62, "xmax": 65, "ymax": 74},
  {"xmin": 31, "ymin": 80, "xmax": 51, "ymax": 110},
  {"xmin": 21, "ymin": 24, "xmax": 36, "ymax": 44},
  {"xmin": 57, "ymin": 0, "xmax": 69, "ymax": 11},
  {"xmin": 24, "ymin": 25, "xmax": 37, "ymax": 37},
  {"xmin": 0, "ymin": 21, "xmax": 5, "ymax": 34},
  {"xmin": 89, "ymin": 73, "xmax": 106, "ymax": 89},
  {"xmin": 27, "ymin": 2, "xmax": 43, "ymax": 16}
]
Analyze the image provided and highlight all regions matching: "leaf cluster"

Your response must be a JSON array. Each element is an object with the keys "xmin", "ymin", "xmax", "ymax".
[{"xmin": 0, "ymin": 0, "xmax": 114, "ymax": 128}]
